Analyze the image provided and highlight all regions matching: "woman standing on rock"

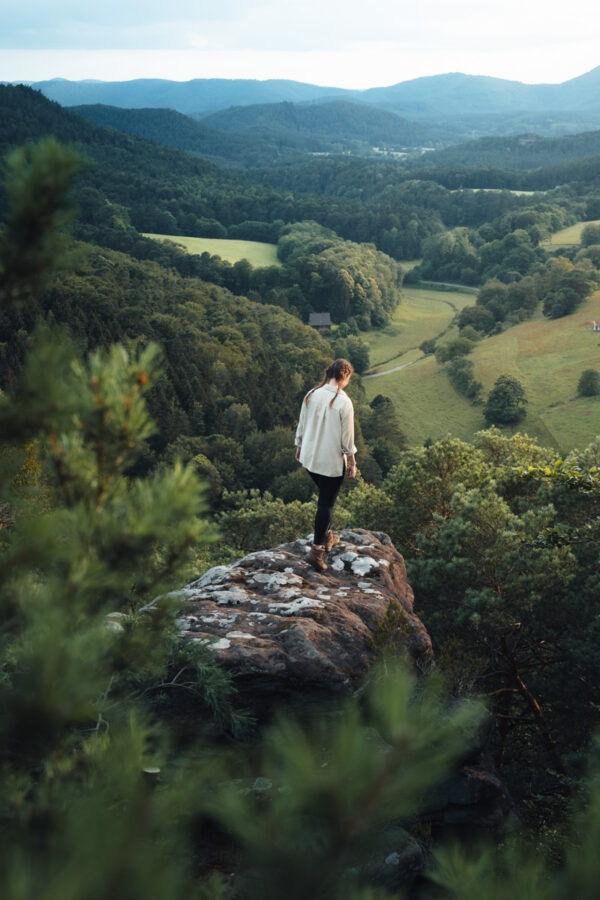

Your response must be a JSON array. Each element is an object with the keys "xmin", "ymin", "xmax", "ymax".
[{"xmin": 295, "ymin": 358, "xmax": 357, "ymax": 572}]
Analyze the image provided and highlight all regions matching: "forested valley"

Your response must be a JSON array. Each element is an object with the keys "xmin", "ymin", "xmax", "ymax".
[{"xmin": 2, "ymin": 82, "xmax": 600, "ymax": 899}]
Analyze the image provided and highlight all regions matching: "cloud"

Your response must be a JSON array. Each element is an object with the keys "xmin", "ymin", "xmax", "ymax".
[
  {"xmin": 4, "ymin": 0, "xmax": 600, "ymax": 52},
  {"xmin": 1, "ymin": 0, "xmax": 599, "ymax": 86}
]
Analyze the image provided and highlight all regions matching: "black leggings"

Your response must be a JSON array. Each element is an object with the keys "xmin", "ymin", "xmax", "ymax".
[{"xmin": 308, "ymin": 468, "xmax": 345, "ymax": 545}]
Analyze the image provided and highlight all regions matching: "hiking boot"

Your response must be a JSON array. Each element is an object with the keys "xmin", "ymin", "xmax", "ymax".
[
  {"xmin": 324, "ymin": 530, "xmax": 340, "ymax": 552},
  {"xmin": 306, "ymin": 545, "xmax": 327, "ymax": 572}
]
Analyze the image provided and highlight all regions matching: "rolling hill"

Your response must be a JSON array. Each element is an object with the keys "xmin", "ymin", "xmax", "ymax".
[
  {"xmin": 17, "ymin": 66, "xmax": 600, "ymax": 138},
  {"xmin": 363, "ymin": 290, "xmax": 600, "ymax": 453},
  {"xmin": 409, "ymin": 129, "xmax": 600, "ymax": 171},
  {"xmin": 72, "ymin": 100, "xmax": 441, "ymax": 165},
  {"xmin": 70, "ymin": 104, "xmax": 286, "ymax": 167},
  {"xmin": 361, "ymin": 68, "xmax": 600, "ymax": 117},
  {"xmin": 199, "ymin": 100, "xmax": 441, "ymax": 150},
  {"xmin": 16, "ymin": 77, "xmax": 348, "ymax": 116}
]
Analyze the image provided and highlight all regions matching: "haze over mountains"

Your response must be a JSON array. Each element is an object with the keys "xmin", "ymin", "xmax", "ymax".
[
  {"xmin": 16, "ymin": 66, "xmax": 600, "ymax": 140},
  {"xmin": 74, "ymin": 100, "xmax": 441, "ymax": 166}
]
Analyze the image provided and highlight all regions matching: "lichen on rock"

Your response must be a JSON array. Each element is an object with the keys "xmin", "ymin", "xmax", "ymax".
[{"xmin": 176, "ymin": 529, "xmax": 433, "ymax": 697}]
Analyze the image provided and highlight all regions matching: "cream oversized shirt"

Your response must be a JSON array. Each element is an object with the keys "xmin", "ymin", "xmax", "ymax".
[{"xmin": 295, "ymin": 384, "xmax": 357, "ymax": 477}]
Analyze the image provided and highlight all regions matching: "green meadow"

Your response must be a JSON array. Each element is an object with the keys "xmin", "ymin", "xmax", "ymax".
[
  {"xmin": 542, "ymin": 219, "xmax": 600, "ymax": 249},
  {"xmin": 364, "ymin": 287, "xmax": 477, "ymax": 369},
  {"xmin": 364, "ymin": 290, "xmax": 600, "ymax": 453},
  {"xmin": 143, "ymin": 233, "xmax": 281, "ymax": 267}
]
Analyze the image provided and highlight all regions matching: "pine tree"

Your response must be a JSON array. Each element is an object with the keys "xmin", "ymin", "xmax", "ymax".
[{"xmin": 0, "ymin": 139, "xmax": 239, "ymax": 900}]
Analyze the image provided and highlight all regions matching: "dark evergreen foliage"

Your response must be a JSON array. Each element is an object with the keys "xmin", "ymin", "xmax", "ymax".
[
  {"xmin": 483, "ymin": 375, "xmax": 528, "ymax": 424},
  {"xmin": 446, "ymin": 357, "xmax": 483, "ymax": 400},
  {"xmin": 577, "ymin": 368, "xmax": 600, "ymax": 397}
]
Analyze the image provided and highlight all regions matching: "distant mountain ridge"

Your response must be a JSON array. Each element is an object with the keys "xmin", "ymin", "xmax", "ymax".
[
  {"xmin": 360, "ymin": 68, "xmax": 600, "ymax": 115},
  {"xmin": 16, "ymin": 77, "xmax": 349, "ymax": 116},
  {"xmin": 16, "ymin": 68, "xmax": 600, "ymax": 126}
]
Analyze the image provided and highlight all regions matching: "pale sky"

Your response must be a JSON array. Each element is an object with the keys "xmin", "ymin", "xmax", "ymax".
[{"xmin": 1, "ymin": 0, "xmax": 600, "ymax": 89}]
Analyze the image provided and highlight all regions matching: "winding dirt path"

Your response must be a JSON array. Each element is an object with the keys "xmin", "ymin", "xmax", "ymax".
[{"xmin": 364, "ymin": 359, "xmax": 420, "ymax": 379}]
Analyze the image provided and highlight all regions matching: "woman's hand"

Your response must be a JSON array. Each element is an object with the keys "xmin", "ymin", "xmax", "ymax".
[
  {"xmin": 295, "ymin": 446, "xmax": 301, "ymax": 462},
  {"xmin": 347, "ymin": 455, "xmax": 357, "ymax": 479}
]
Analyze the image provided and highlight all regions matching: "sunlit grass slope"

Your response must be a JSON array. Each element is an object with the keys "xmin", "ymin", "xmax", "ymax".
[
  {"xmin": 364, "ymin": 291, "xmax": 600, "ymax": 453},
  {"xmin": 364, "ymin": 287, "xmax": 476, "ymax": 369},
  {"xmin": 143, "ymin": 234, "xmax": 281, "ymax": 267},
  {"xmin": 542, "ymin": 219, "xmax": 600, "ymax": 249}
]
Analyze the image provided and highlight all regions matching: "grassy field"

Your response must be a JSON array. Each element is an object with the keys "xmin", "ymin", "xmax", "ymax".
[
  {"xmin": 143, "ymin": 234, "xmax": 281, "ymax": 267},
  {"xmin": 398, "ymin": 259, "xmax": 422, "ymax": 273},
  {"xmin": 541, "ymin": 220, "xmax": 600, "ymax": 249},
  {"xmin": 364, "ymin": 291, "xmax": 600, "ymax": 453},
  {"xmin": 363, "ymin": 287, "xmax": 477, "ymax": 369}
]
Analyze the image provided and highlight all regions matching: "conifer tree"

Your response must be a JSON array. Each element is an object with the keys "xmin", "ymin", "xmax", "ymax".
[{"xmin": 0, "ymin": 138, "xmax": 238, "ymax": 900}]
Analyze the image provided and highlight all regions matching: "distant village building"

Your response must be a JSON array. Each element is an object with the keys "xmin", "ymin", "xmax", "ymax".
[{"xmin": 309, "ymin": 312, "xmax": 331, "ymax": 333}]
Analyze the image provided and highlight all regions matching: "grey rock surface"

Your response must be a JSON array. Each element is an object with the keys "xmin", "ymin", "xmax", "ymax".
[{"xmin": 177, "ymin": 529, "xmax": 432, "ymax": 692}]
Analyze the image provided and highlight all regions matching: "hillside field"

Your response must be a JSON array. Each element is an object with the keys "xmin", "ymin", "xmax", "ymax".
[
  {"xmin": 541, "ymin": 219, "xmax": 600, "ymax": 249},
  {"xmin": 364, "ymin": 291, "xmax": 600, "ymax": 453},
  {"xmin": 143, "ymin": 234, "xmax": 281, "ymax": 267},
  {"xmin": 365, "ymin": 287, "xmax": 477, "ymax": 369}
]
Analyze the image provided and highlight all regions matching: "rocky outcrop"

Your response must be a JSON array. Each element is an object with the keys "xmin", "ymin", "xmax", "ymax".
[
  {"xmin": 176, "ymin": 529, "xmax": 432, "ymax": 700},
  {"xmin": 170, "ymin": 529, "xmax": 512, "ymax": 889}
]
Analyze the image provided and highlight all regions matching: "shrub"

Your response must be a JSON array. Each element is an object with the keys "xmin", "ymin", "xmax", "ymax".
[
  {"xmin": 578, "ymin": 369, "xmax": 600, "ymax": 397},
  {"xmin": 446, "ymin": 357, "xmax": 483, "ymax": 401},
  {"xmin": 434, "ymin": 337, "xmax": 475, "ymax": 364}
]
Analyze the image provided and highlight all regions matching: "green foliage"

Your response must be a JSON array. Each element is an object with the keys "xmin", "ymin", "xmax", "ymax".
[
  {"xmin": 217, "ymin": 488, "xmax": 351, "ymax": 551},
  {"xmin": 542, "ymin": 258, "xmax": 594, "ymax": 318},
  {"xmin": 581, "ymin": 222, "xmax": 600, "ymax": 247},
  {"xmin": 0, "ymin": 85, "xmax": 440, "ymax": 264},
  {"xmin": 420, "ymin": 338, "xmax": 436, "ymax": 355},
  {"xmin": 0, "ymin": 237, "xmax": 333, "ymax": 465},
  {"xmin": 434, "ymin": 336, "xmax": 475, "ymax": 363},
  {"xmin": 475, "ymin": 272, "xmax": 541, "ymax": 324},
  {"xmin": 483, "ymin": 375, "xmax": 527, "ymax": 425},
  {"xmin": 418, "ymin": 227, "xmax": 480, "ymax": 285},
  {"xmin": 278, "ymin": 221, "xmax": 402, "ymax": 326},
  {"xmin": 342, "ymin": 430, "xmax": 600, "ymax": 813},
  {"xmin": 6, "ymin": 96, "xmax": 600, "ymax": 899},
  {"xmin": 445, "ymin": 357, "xmax": 483, "ymax": 401},
  {"xmin": 0, "ymin": 138, "xmax": 241, "ymax": 898},
  {"xmin": 429, "ymin": 745, "xmax": 600, "ymax": 899},
  {"xmin": 331, "ymin": 333, "xmax": 371, "ymax": 373},
  {"xmin": 0, "ymin": 137, "xmax": 82, "ymax": 307},
  {"xmin": 349, "ymin": 436, "xmax": 490, "ymax": 552},
  {"xmin": 577, "ymin": 368, "xmax": 600, "ymax": 397},
  {"xmin": 458, "ymin": 304, "xmax": 496, "ymax": 334},
  {"xmin": 202, "ymin": 662, "xmax": 484, "ymax": 900}
]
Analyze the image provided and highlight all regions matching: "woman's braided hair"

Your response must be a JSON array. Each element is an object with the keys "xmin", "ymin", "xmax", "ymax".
[{"xmin": 304, "ymin": 358, "xmax": 354, "ymax": 409}]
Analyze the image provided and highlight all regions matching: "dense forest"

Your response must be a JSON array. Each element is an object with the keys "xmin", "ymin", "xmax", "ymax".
[
  {"xmin": 72, "ymin": 102, "xmax": 291, "ymax": 168},
  {"xmin": 3, "ymin": 81, "xmax": 600, "ymax": 899},
  {"xmin": 0, "ymin": 85, "xmax": 442, "ymax": 259},
  {"xmin": 73, "ymin": 99, "xmax": 443, "ymax": 167},
  {"xmin": 411, "ymin": 128, "xmax": 600, "ymax": 171}
]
